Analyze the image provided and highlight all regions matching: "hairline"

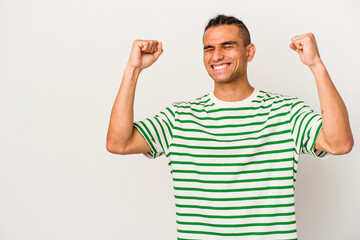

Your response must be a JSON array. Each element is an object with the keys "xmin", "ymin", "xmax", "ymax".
[{"xmin": 202, "ymin": 24, "xmax": 249, "ymax": 47}]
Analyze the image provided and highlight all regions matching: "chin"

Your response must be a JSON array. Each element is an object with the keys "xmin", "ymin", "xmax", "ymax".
[{"xmin": 211, "ymin": 75, "xmax": 233, "ymax": 84}]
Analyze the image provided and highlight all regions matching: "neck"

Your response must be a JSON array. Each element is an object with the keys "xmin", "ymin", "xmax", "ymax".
[{"xmin": 213, "ymin": 75, "xmax": 254, "ymax": 102}]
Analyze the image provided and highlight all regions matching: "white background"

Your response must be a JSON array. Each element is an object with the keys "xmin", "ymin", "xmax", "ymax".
[{"xmin": 1, "ymin": 0, "xmax": 359, "ymax": 239}]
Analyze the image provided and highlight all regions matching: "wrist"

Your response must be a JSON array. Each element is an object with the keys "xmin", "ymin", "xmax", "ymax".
[
  {"xmin": 125, "ymin": 63, "xmax": 142, "ymax": 74},
  {"xmin": 124, "ymin": 63, "xmax": 142, "ymax": 79},
  {"xmin": 309, "ymin": 60, "xmax": 329, "ymax": 83},
  {"xmin": 123, "ymin": 64, "xmax": 142, "ymax": 83},
  {"xmin": 309, "ymin": 59, "xmax": 325, "ymax": 72}
]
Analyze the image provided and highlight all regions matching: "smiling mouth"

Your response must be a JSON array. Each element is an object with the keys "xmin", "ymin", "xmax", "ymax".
[{"xmin": 211, "ymin": 63, "xmax": 231, "ymax": 71}]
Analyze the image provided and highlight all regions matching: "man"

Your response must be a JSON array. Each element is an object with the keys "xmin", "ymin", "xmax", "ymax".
[{"xmin": 106, "ymin": 15, "xmax": 353, "ymax": 239}]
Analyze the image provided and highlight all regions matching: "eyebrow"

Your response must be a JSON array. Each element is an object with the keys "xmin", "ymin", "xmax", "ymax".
[{"xmin": 203, "ymin": 41, "xmax": 238, "ymax": 50}]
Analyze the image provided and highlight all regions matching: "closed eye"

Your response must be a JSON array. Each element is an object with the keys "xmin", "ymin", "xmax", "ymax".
[{"xmin": 223, "ymin": 45, "xmax": 234, "ymax": 49}]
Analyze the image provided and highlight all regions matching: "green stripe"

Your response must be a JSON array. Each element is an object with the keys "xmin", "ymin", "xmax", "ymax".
[
  {"xmin": 252, "ymin": 96, "xmax": 296, "ymax": 103},
  {"xmin": 176, "ymin": 103, "xmax": 215, "ymax": 110},
  {"xmin": 177, "ymin": 111, "xmax": 270, "ymax": 121},
  {"xmin": 172, "ymin": 167, "xmax": 294, "ymax": 175},
  {"xmin": 153, "ymin": 117, "xmax": 170, "ymax": 150},
  {"xmin": 170, "ymin": 157, "xmax": 293, "ymax": 167},
  {"xmin": 173, "ymin": 129, "xmax": 290, "ymax": 142},
  {"xmin": 259, "ymin": 90, "xmax": 267, "ymax": 94},
  {"xmin": 175, "ymin": 99, "xmax": 293, "ymax": 113},
  {"xmin": 299, "ymin": 114, "xmax": 318, "ymax": 150},
  {"xmin": 166, "ymin": 106, "xmax": 175, "ymax": 118},
  {"xmin": 139, "ymin": 120, "xmax": 156, "ymax": 142},
  {"xmin": 174, "ymin": 194, "xmax": 294, "ymax": 202},
  {"xmin": 176, "ymin": 202, "xmax": 295, "ymax": 210},
  {"xmin": 160, "ymin": 110, "xmax": 174, "ymax": 137},
  {"xmin": 176, "ymin": 211, "xmax": 295, "ymax": 219},
  {"xmin": 291, "ymin": 107, "xmax": 303, "ymax": 133},
  {"xmin": 311, "ymin": 121, "xmax": 323, "ymax": 155},
  {"xmin": 290, "ymin": 102, "xmax": 306, "ymax": 142},
  {"xmin": 305, "ymin": 118, "xmax": 313, "ymax": 154},
  {"xmin": 171, "ymin": 138, "xmax": 293, "ymax": 150},
  {"xmin": 290, "ymin": 100, "xmax": 304, "ymax": 122},
  {"xmin": 133, "ymin": 123, "xmax": 157, "ymax": 157},
  {"xmin": 176, "ymin": 105, "xmax": 291, "ymax": 121},
  {"xmin": 294, "ymin": 111, "xmax": 313, "ymax": 148},
  {"xmin": 147, "ymin": 118, "xmax": 166, "ymax": 154},
  {"xmin": 174, "ymin": 185, "xmax": 293, "ymax": 193},
  {"xmin": 169, "ymin": 148, "xmax": 294, "ymax": 158},
  {"xmin": 177, "ymin": 238, "xmax": 201, "ymax": 240},
  {"xmin": 173, "ymin": 176, "xmax": 293, "ymax": 184},
  {"xmin": 176, "ymin": 220, "xmax": 296, "ymax": 228},
  {"xmin": 173, "ymin": 121, "xmax": 289, "ymax": 137},
  {"xmin": 188, "ymin": 97, "xmax": 211, "ymax": 105},
  {"xmin": 177, "ymin": 228, "xmax": 297, "ymax": 236},
  {"xmin": 175, "ymin": 111, "xmax": 290, "ymax": 128}
]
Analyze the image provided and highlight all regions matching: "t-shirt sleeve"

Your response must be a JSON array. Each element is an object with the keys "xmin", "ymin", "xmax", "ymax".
[
  {"xmin": 290, "ymin": 98, "xmax": 329, "ymax": 159},
  {"xmin": 133, "ymin": 103, "xmax": 177, "ymax": 159}
]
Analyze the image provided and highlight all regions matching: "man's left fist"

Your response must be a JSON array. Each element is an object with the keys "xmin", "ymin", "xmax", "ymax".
[{"xmin": 290, "ymin": 33, "xmax": 322, "ymax": 67}]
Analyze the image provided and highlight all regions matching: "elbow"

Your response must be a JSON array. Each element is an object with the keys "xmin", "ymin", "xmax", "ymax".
[
  {"xmin": 106, "ymin": 139, "xmax": 127, "ymax": 155},
  {"xmin": 340, "ymin": 138, "xmax": 354, "ymax": 155},
  {"xmin": 330, "ymin": 137, "xmax": 354, "ymax": 155},
  {"xmin": 106, "ymin": 141, "xmax": 115, "ymax": 153}
]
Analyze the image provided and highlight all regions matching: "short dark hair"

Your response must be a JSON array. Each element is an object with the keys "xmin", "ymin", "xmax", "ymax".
[{"xmin": 204, "ymin": 14, "xmax": 251, "ymax": 46}]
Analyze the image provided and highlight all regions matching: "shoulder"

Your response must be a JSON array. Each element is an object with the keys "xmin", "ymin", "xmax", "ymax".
[
  {"xmin": 257, "ymin": 90, "xmax": 316, "ymax": 117},
  {"xmin": 256, "ymin": 89, "xmax": 299, "ymax": 105},
  {"xmin": 171, "ymin": 93, "xmax": 212, "ymax": 109}
]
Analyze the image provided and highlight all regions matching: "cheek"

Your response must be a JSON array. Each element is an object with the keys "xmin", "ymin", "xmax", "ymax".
[
  {"xmin": 232, "ymin": 54, "xmax": 246, "ymax": 67},
  {"xmin": 203, "ymin": 55, "xmax": 210, "ymax": 66}
]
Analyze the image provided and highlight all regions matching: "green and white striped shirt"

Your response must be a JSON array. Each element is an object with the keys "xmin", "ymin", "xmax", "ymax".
[{"xmin": 134, "ymin": 89, "xmax": 328, "ymax": 240}]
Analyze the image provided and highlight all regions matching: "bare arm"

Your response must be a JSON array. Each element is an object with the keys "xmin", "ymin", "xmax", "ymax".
[
  {"xmin": 106, "ymin": 40, "xmax": 163, "ymax": 154},
  {"xmin": 290, "ymin": 33, "xmax": 354, "ymax": 155},
  {"xmin": 310, "ymin": 62, "xmax": 353, "ymax": 155}
]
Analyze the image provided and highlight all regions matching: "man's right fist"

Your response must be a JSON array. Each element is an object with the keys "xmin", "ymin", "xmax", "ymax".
[{"xmin": 127, "ymin": 40, "xmax": 163, "ymax": 70}]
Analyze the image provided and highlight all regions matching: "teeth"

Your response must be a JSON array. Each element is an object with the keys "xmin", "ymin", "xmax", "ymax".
[{"xmin": 213, "ymin": 64, "xmax": 228, "ymax": 70}]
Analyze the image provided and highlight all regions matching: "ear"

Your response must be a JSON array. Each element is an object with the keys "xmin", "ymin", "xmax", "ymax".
[{"xmin": 246, "ymin": 43, "xmax": 256, "ymax": 62}]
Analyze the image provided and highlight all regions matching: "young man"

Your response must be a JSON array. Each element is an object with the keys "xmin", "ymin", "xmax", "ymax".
[{"xmin": 107, "ymin": 15, "xmax": 353, "ymax": 239}]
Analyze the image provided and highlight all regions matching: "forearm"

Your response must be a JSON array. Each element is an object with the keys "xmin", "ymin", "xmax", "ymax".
[
  {"xmin": 310, "ymin": 61, "xmax": 353, "ymax": 149},
  {"xmin": 106, "ymin": 65, "xmax": 141, "ymax": 150}
]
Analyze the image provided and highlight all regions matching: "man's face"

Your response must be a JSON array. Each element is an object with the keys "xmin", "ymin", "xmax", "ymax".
[{"xmin": 203, "ymin": 25, "xmax": 251, "ymax": 84}]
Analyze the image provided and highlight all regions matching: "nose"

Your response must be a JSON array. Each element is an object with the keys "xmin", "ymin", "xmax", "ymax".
[{"xmin": 212, "ymin": 47, "xmax": 224, "ymax": 62}]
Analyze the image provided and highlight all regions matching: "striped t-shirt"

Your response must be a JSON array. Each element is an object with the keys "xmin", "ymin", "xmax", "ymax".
[{"xmin": 133, "ymin": 89, "xmax": 328, "ymax": 240}]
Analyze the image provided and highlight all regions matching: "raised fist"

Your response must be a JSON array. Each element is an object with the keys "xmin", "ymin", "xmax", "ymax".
[
  {"xmin": 289, "ymin": 33, "xmax": 322, "ymax": 67},
  {"xmin": 127, "ymin": 40, "xmax": 163, "ymax": 70}
]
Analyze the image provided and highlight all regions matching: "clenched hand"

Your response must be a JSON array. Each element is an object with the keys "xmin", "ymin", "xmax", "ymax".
[
  {"xmin": 289, "ymin": 33, "xmax": 322, "ymax": 67},
  {"xmin": 127, "ymin": 40, "xmax": 163, "ymax": 70}
]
